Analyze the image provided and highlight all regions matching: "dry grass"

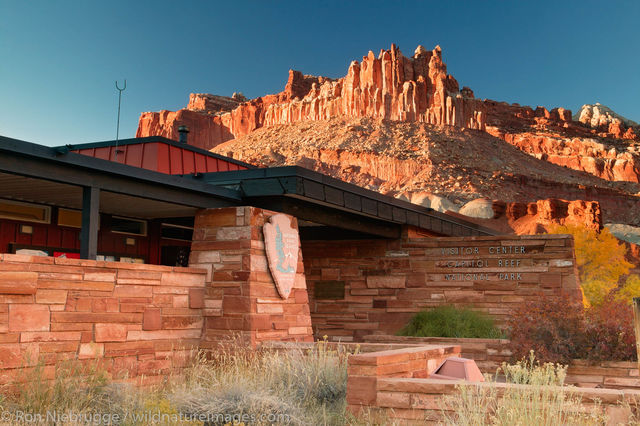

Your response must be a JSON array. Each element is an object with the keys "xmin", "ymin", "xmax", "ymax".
[
  {"xmin": 443, "ymin": 352, "xmax": 609, "ymax": 426},
  {"xmin": 0, "ymin": 339, "xmax": 384, "ymax": 425}
]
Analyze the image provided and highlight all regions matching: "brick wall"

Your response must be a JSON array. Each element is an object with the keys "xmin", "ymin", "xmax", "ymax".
[
  {"xmin": 0, "ymin": 254, "xmax": 206, "ymax": 385},
  {"xmin": 189, "ymin": 207, "xmax": 313, "ymax": 347},
  {"xmin": 303, "ymin": 232, "xmax": 581, "ymax": 341}
]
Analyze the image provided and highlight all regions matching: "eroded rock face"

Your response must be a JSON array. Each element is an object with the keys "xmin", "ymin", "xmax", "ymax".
[
  {"xmin": 484, "ymin": 101, "xmax": 640, "ymax": 183},
  {"xmin": 136, "ymin": 44, "xmax": 486, "ymax": 150}
]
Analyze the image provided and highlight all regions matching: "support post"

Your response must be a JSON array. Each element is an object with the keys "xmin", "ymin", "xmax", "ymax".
[
  {"xmin": 80, "ymin": 186, "xmax": 100, "ymax": 259},
  {"xmin": 633, "ymin": 297, "xmax": 640, "ymax": 371}
]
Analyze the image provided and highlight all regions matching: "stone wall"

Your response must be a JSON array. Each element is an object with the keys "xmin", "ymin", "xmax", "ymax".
[
  {"xmin": 366, "ymin": 378, "xmax": 637, "ymax": 425},
  {"xmin": 0, "ymin": 254, "xmax": 207, "ymax": 385},
  {"xmin": 303, "ymin": 232, "xmax": 581, "ymax": 342},
  {"xmin": 346, "ymin": 344, "xmax": 461, "ymax": 411},
  {"xmin": 363, "ymin": 335, "xmax": 640, "ymax": 390},
  {"xmin": 189, "ymin": 207, "xmax": 313, "ymax": 347},
  {"xmin": 345, "ymin": 343, "xmax": 638, "ymax": 425}
]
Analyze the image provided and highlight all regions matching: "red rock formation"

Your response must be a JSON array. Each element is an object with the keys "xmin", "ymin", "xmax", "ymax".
[
  {"xmin": 137, "ymin": 44, "xmax": 486, "ymax": 150},
  {"xmin": 448, "ymin": 198, "xmax": 603, "ymax": 235},
  {"xmin": 484, "ymin": 100, "xmax": 640, "ymax": 183}
]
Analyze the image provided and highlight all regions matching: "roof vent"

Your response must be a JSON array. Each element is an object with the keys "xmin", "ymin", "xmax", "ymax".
[{"xmin": 178, "ymin": 125, "xmax": 190, "ymax": 143}]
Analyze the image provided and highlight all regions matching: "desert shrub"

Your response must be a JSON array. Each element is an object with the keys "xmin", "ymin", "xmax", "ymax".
[
  {"xmin": 584, "ymin": 298, "xmax": 636, "ymax": 361},
  {"xmin": 397, "ymin": 305, "xmax": 505, "ymax": 339},
  {"xmin": 443, "ymin": 353, "xmax": 607, "ymax": 426},
  {"xmin": 507, "ymin": 295, "xmax": 587, "ymax": 364},
  {"xmin": 508, "ymin": 295, "xmax": 637, "ymax": 363}
]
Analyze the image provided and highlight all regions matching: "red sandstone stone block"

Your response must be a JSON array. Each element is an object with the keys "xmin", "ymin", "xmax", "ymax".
[
  {"xmin": 114, "ymin": 285, "xmax": 153, "ymax": 298},
  {"xmin": 162, "ymin": 316, "xmax": 203, "ymax": 329},
  {"xmin": 191, "ymin": 240, "xmax": 251, "ymax": 251},
  {"xmin": 188, "ymin": 288, "xmax": 205, "ymax": 309},
  {"xmin": 75, "ymin": 297, "xmax": 93, "ymax": 312},
  {"xmin": 206, "ymin": 316, "xmax": 244, "ymax": 330},
  {"xmin": 366, "ymin": 276, "xmax": 406, "ymax": 289},
  {"xmin": 78, "ymin": 342, "xmax": 104, "ymax": 359},
  {"xmin": 52, "ymin": 312, "xmax": 142, "ymax": 323},
  {"xmin": 161, "ymin": 272, "xmax": 205, "ymax": 287},
  {"xmin": 38, "ymin": 280, "xmax": 114, "ymax": 292},
  {"xmin": 51, "ymin": 322, "xmax": 93, "ymax": 332},
  {"xmin": 9, "ymin": 304, "xmax": 49, "ymax": 332},
  {"xmin": 0, "ymin": 272, "xmax": 38, "ymax": 295},
  {"xmin": 95, "ymin": 323, "xmax": 128, "ymax": 342},
  {"xmin": 120, "ymin": 303, "xmax": 147, "ymax": 313},
  {"xmin": 127, "ymin": 328, "xmax": 201, "ymax": 341},
  {"xmin": 377, "ymin": 391, "xmax": 411, "ymax": 409},
  {"xmin": 117, "ymin": 269, "xmax": 162, "ymax": 280},
  {"xmin": 346, "ymin": 376, "xmax": 377, "ymax": 405},
  {"xmin": 38, "ymin": 341, "xmax": 79, "ymax": 353},
  {"xmin": 20, "ymin": 331, "xmax": 81, "ymax": 343},
  {"xmin": 223, "ymin": 295, "xmax": 251, "ymax": 313},
  {"xmin": 83, "ymin": 272, "xmax": 116, "ymax": 282},
  {"xmin": 294, "ymin": 290, "xmax": 309, "ymax": 304},
  {"xmin": 104, "ymin": 341, "xmax": 154, "ymax": 357},
  {"xmin": 142, "ymin": 308, "xmax": 162, "ymax": 331},
  {"xmin": 0, "ymin": 344, "xmax": 24, "ymax": 369},
  {"xmin": 35, "ymin": 289, "xmax": 67, "ymax": 304},
  {"xmin": 288, "ymin": 326, "xmax": 311, "ymax": 336},
  {"xmin": 256, "ymin": 304, "xmax": 283, "ymax": 314},
  {"xmin": 0, "ymin": 295, "xmax": 34, "ymax": 304},
  {"xmin": 81, "ymin": 331, "xmax": 93, "ymax": 343},
  {"xmin": 171, "ymin": 294, "xmax": 188, "ymax": 308}
]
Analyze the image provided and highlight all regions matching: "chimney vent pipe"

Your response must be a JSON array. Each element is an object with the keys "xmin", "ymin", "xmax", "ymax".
[{"xmin": 178, "ymin": 125, "xmax": 190, "ymax": 143}]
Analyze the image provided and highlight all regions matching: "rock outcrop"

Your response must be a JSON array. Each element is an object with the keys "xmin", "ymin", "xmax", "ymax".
[
  {"xmin": 137, "ymin": 44, "xmax": 486, "ymax": 150},
  {"xmin": 484, "ymin": 101, "xmax": 640, "ymax": 183},
  {"xmin": 455, "ymin": 198, "xmax": 603, "ymax": 235}
]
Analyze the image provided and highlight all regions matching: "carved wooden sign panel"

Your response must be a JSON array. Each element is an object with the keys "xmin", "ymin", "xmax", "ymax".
[{"xmin": 263, "ymin": 214, "xmax": 299, "ymax": 299}]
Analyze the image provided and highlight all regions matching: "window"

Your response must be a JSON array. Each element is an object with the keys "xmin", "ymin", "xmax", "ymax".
[
  {"xmin": 161, "ymin": 223, "xmax": 193, "ymax": 241},
  {"xmin": 110, "ymin": 216, "xmax": 147, "ymax": 236},
  {"xmin": 0, "ymin": 199, "xmax": 51, "ymax": 223}
]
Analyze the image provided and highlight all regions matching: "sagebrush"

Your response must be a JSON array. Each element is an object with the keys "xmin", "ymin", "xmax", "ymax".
[{"xmin": 398, "ymin": 305, "xmax": 505, "ymax": 339}]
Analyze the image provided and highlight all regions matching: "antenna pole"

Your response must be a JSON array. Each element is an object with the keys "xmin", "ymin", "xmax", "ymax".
[{"xmin": 115, "ymin": 79, "xmax": 127, "ymax": 161}]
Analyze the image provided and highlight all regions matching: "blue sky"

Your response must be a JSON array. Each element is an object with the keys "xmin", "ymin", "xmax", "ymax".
[{"xmin": 1, "ymin": 1, "xmax": 638, "ymax": 146}]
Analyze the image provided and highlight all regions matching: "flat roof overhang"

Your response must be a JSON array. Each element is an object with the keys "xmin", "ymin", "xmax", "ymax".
[
  {"xmin": 0, "ymin": 135, "xmax": 242, "ymax": 215},
  {"xmin": 200, "ymin": 166, "xmax": 500, "ymax": 238}
]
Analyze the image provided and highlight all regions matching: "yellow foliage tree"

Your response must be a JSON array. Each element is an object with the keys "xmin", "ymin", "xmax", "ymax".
[
  {"xmin": 616, "ymin": 275, "xmax": 640, "ymax": 304},
  {"xmin": 550, "ymin": 225, "xmax": 633, "ymax": 306}
]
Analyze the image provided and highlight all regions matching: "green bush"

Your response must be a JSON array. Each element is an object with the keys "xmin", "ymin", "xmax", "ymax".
[{"xmin": 397, "ymin": 305, "xmax": 505, "ymax": 339}]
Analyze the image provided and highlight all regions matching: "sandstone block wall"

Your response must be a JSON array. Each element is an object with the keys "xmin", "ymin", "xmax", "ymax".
[
  {"xmin": 344, "ymin": 343, "xmax": 637, "ymax": 425},
  {"xmin": 0, "ymin": 254, "xmax": 207, "ymax": 385},
  {"xmin": 365, "ymin": 378, "xmax": 636, "ymax": 424},
  {"xmin": 346, "ymin": 344, "xmax": 460, "ymax": 410},
  {"xmin": 303, "ymin": 232, "xmax": 581, "ymax": 341},
  {"xmin": 362, "ymin": 335, "xmax": 640, "ymax": 391},
  {"xmin": 189, "ymin": 207, "xmax": 313, "ymax": 347}
]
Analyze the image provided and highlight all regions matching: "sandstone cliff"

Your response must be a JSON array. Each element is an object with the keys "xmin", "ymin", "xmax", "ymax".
[
  {"xmin": 137, "ymin": 42, "xmax": 640, "ymax": 238},
  {"xmin": 137, "ymin": 44, "xmax": 485, "ymax": 149}
]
